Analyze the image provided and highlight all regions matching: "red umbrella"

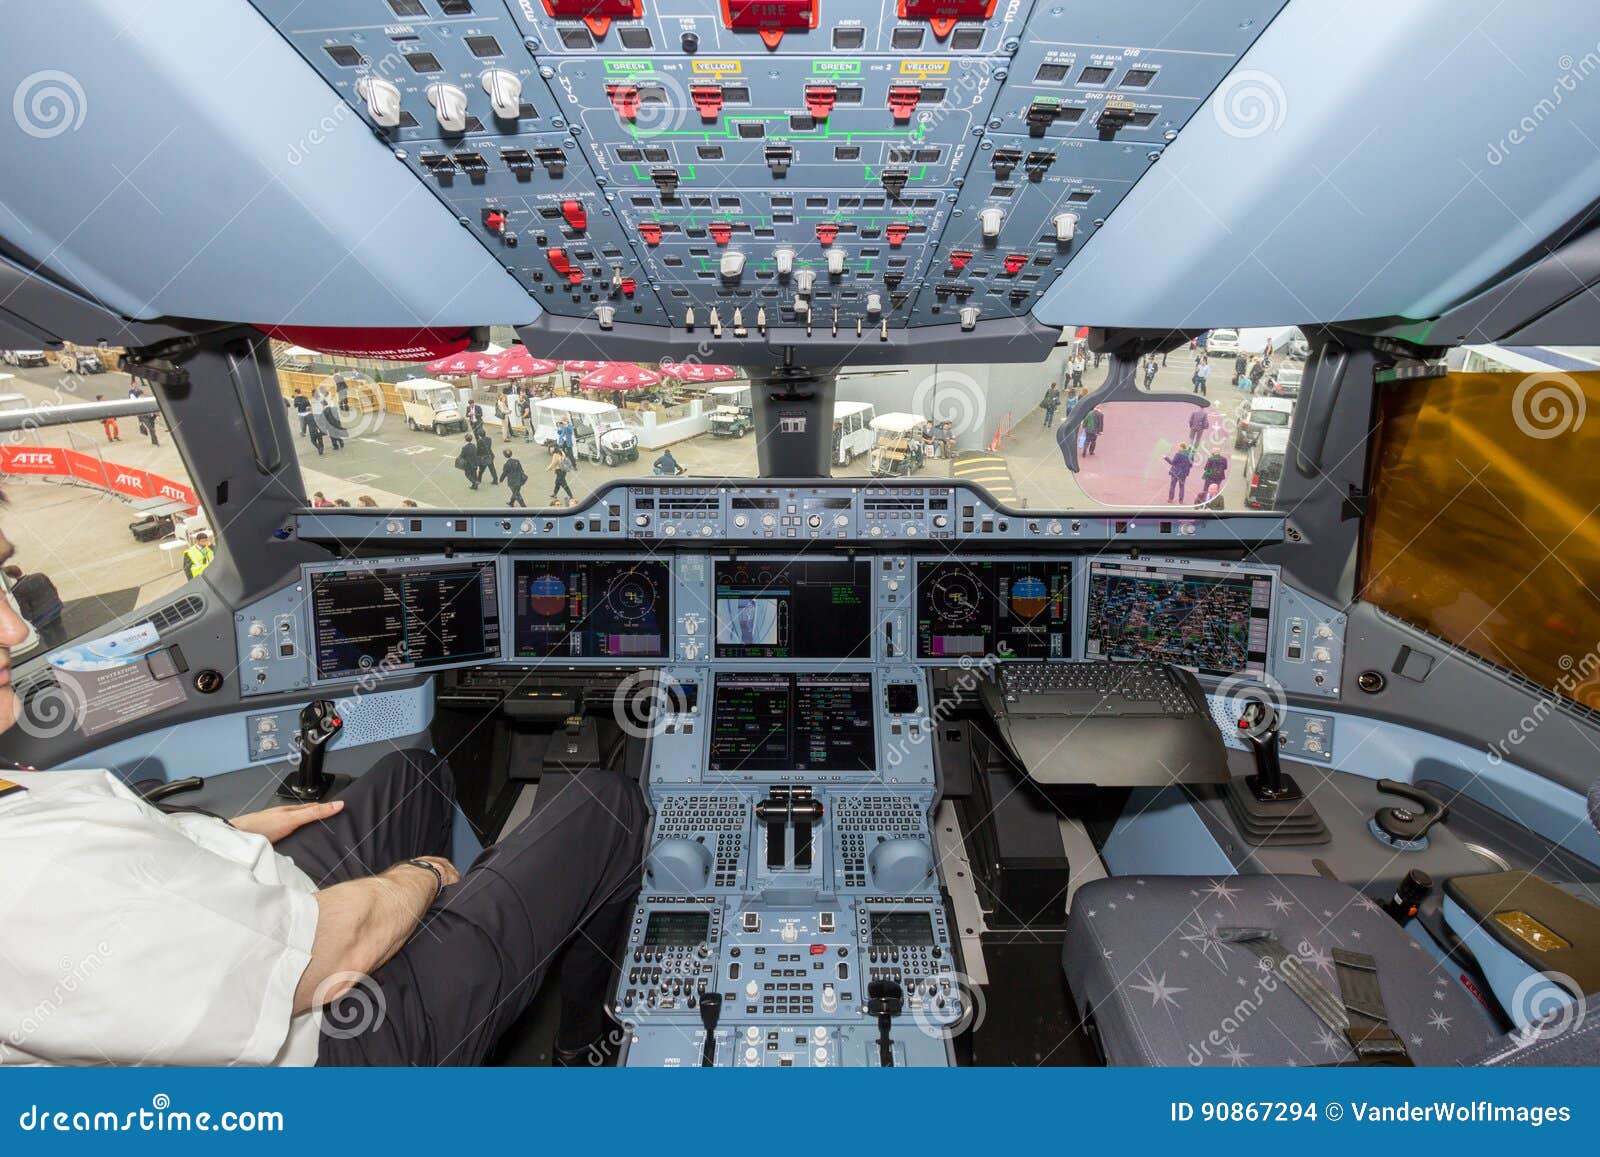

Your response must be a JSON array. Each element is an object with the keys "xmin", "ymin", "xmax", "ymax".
[
  {"xmin": 561, "ymin": 359, "xmax": 610, "ymax": 374},
  {"xmin": 579, "ymin": 362, "xmax": 662, "ymax": 392},
  {"xmin": 659, "ymin": 361, "xmax": 738, "ymax": 382},
  {"xmin": 479, "ymin": 346, "xmax": 559, "ymax": 380},
  {"xmin": 426, "ymin": 349, "xmax": 499, "ymax": 376}
]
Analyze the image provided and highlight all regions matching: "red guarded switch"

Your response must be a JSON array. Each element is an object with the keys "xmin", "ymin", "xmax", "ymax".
[
  {"xmin": 887, "ymin": 85, "xmax": 922, "ymax": 123},
  {"xmin": 948, "ymin": 249, "xmax": 973, "ymax": 271},
  {"xmin": 605, "ymin": 83, "xmax": 640, "ymax": 120},
  {"xmin": 620, "ymin": 277, "xmax": 636, "ymax": 297},
  {"xmin": 897, "ymin": 0, "xmax": 998, "ymax": 41},
  {"xmin": 1003, "ymin": 252, "xmax": 1028, "ymax": 275},
  {"xmin": 483, "ymin": 210, "xmax": 507, "ymax": 236},
  {"xmin": 560, "ymin": 199, "xmax": 588, "ymax": 232},
  {"xmin": 639, "ymin": 222, "xmax": 663, "ymax": 246},
  {"xmin": 541, "ymin": 1, "xmax": 643, "ymax": 40},
  {"xmin": 809, "ymin": 943, "xmax": 826, "ymax": 955},
  {"xmin": 804, "ymin": 84, "xmax": 837, "ymax": 120},
  {"xmin": 690, "ymin": 84, "xmax": 724, "ymax": 121},
  {"xmin": 816, "ymin": 222, "xmax": 839, "ymax": 245},
  {"xmin": 886, "ymin": 223, "xmax": 909, "ymax": 248},
  {"xmin": 721, "ymin": 0, "xmax": 817, "ymax": 49},
  {"xmin": 546, "ymin": 248, "xmax": 574, "ymax": 278},
  {"xmin": 709, "ymin": 222, "xmax": 733, "ymax": 246}
]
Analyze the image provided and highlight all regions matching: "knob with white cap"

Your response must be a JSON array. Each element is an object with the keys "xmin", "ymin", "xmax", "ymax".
[
  {"xmin": 595, "ymin": 305, "xmax": 615, "ymax": 329},
  {"xmin": 356, "ymin": 75, "xmax": 402, "ymax": 128},
  {"xmin": 774, "ymin": 247, "xmax": 795, "ymax": 275},
  {"xmin": 794, "ymin": 269, "xmax": 815, "ymax": 295},
  {"xmin": 865, "ymin": 293, "xmax": 882, "ymax": 315},
  {"xmin": 960, "ymin": 305, "xmax": 980, "ymax": 330},
  {"xmin": 425, "ymin": 83, "xmax": 470, "ymax": 133},
  {"xmin": 979, "ymin": 206, "xmax": 1004, "ymax": 238},
  {"xmin": 719, "ymin": 250, "xmax": 746, "ymax": 279},
  {"xmin": 825, "ymin": 247, "xmax": 846, "ymax": 275},
  {"xmin": 794, "ymin": 296, "xmax": 810, "ymax": 316},
  {"xmin": 1053, "ymin": 212, "xmax": 1078, "ymax": 242},
  {"xmin": 480, "ymin": 69, "xmax": 523, "ymax": 120}
]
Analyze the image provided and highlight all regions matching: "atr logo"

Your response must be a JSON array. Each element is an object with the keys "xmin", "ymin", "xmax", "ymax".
[
  {"xmin": 158, "ymin": 484, "xmax": 189, "ymax": 501},
  {"xmin": 11, "ymin": 452, "xmax": 54, "ymax": 467},
  {"xmin": 113, "ymin": 472, "xmax": 145, "ymax": 488}
]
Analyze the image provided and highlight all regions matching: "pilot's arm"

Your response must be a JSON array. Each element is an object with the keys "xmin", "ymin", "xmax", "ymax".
[{"xmin": 0, "ymin": 770, "xmax": 454, "ymax": 1066}]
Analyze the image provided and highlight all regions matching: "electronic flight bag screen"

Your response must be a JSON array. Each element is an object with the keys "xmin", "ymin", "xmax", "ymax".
[
  {"xmin": 713, "ymin": 559, "xmax": 872, "ymax": 659},
  {"xmin": 915, "ymin": 559, "xmax": 1072, "ymax": 659},
  {"xmin": 1083, "ymin": 561, "xmax": 1273, "ymax": 677},
  {"xmin": 512, "ymin": 559, "xmax": 671, "ymax": 659},
  {"xmin": 310, "ymin": 559, "xmax": 501, "ymax": 681}
]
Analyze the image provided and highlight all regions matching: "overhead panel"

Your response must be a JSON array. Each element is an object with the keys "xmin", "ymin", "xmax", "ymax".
[{"xmin": 246, "ymin": 0, "xmax": 1288, "ymax": 354}]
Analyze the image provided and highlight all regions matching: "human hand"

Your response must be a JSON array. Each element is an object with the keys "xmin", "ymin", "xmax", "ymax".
[{"xmin": 229, "ymin": 799, "xmax": 344, "ymax": 843}]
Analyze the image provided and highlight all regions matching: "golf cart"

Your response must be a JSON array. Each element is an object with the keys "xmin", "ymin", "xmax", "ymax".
[
  {"xmin": 396, "ymin": 378, "xmax": 467, "ymax": 434},
  {"xmin": 533, "ymin": 397, "xmax": 639, "ymax": 466},
  {"xmin": 706, "ymin": 384, "xmax": 753, "ymax": 437},
  {"xmin": 868, "ymin": 412, "xmax": 928, "ymax": 477}
]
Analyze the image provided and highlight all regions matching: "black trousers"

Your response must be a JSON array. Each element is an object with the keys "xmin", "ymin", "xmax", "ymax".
[{"xmin": 277, "ymin": 751, "xmax": 647, "ymax": 1066}]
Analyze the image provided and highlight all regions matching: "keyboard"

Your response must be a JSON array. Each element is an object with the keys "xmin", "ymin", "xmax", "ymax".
[{"xmin": 996, "ymin": 660, "xmax": 1198, "ymax": 717}]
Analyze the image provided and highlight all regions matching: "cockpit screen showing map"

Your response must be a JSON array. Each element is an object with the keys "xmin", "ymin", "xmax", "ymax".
[
  {"xmin": 1084, "ymin": 562, "xmax": 1272, "ymax": 677},
  {"xmin": 915, "ymin": 560, "xmax": 1071, "ymax": 659},
  {"xmin": 512, "ymin": 559, "xmax": 670, "ymax": 659}
]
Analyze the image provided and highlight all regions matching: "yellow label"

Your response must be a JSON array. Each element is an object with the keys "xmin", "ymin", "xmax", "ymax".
[
  {"xmin": 899, "ymin": 59, "xmax": 951, "ymax": 76},
  {"xmin": 1494, "ymin": 911, "xmax": 1570, "ymax": 953},
  {"xmin": 0, "ymin": 777, "xmax": 24, "ymax": 799},
  {"xmin": 691, "ymin": 59, "xmax": 743, "ymax": 75}
]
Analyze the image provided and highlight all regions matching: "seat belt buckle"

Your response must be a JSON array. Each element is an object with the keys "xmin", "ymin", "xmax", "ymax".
[{"xmin": 1345, "ymin": 1025, "xmax": 1412, "ymax": 1066}]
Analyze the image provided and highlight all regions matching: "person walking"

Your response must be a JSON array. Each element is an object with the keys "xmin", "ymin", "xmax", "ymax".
[
  {"xmin": 320, "ymin": 401, "xmax": 346, "ymax": 451},
  {"xmin": 556, "ymin": 417, "xmax": 578, "ymax": 468},
  {"xmin": 5, "ymin": 563, "xmax": 66, "ymax": 648},
  {"xmin": 1041, "ymin": 385, "xmax": 1061, "ymax": 429},
  {"xmin": 520, "ymin": 392, "xmax": 535, "ymax": 443},
  {"xmin": 1187, "ymin": 405, "xmax": 1209, "ymax": 446},
  {"xmin": 1143, "ymin": 358, "xmax": 1158, "ymax": 389},
  {"xmin": 334, "ymin": 373, "xmax": 350, "ymax": 414},
  {"xmin": 465, "ymin": 399, "xmax": 485, "ymax": 438},
  {"xmin": 1070, "ymin": 349, "xmax": 1086, "ymax": 390},
  {"xmin": 475, "ymin": 428, "xmax": 498, "ymax": 484},
  {"xmin": 96, "ymin": 396, "xmax": 121, "ymax": 443},
  {"xmin": 1193, "ymin": 359, "xmax": 1210, "ymax": 396},
  {"xmin": 501, "ymin": 449, "xmax": 527, "ymax": 507},
  {"xmin": 307, "ymin": 418, "xmax": 326, "ymax": 456},
  {"xmin": 548, "ymin": 445, "xmax": 574, "ymax": 505},
  {"xmin": 292, "ymin": 389, "xmax": 314, "ymax": 438},
  {"xmin": 1081, "ymin": 406, "xmax": 1104, "ymax": 456},
  {"xmin": 182, "ymin": 532, "xmax": 215, "ymax": 580},
  {"xmin": 1164, "ymin": 443, "xmax": 1195, "ymax": 503},
  {"xmin": 455, "ymin": 435, "xmax": 481, "ymax": 490},
  {"xmin": 1197, "ymin": 450, "xmax": 1230, "ymax": 506}
]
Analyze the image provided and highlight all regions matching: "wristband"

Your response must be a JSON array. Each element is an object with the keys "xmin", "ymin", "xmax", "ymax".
[{"xmin": 403, "ymin": 857, "xmax": 445, "ymax": 900}]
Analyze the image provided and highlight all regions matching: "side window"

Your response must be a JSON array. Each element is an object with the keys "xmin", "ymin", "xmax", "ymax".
[{"xmin": 0, "ymin": 349, "xmax": 204, "ymax": 659}]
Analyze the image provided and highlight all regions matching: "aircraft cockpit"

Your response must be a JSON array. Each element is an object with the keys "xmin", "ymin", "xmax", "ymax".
[{"xmin": 2, "ymin": 0, "xmax": 1599, "ymax": 1099}]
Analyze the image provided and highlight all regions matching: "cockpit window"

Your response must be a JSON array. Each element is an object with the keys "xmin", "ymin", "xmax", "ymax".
[
  {"xmin": 0, "ymin": 348, "xmax": 203, "ymax": 659},
  {"xmin": 273, "ymin": 330, "xmax": 1295, "ymax": 514},
  {"xmin": 1363, "ymin": 364, "xmax": 1600, "ymax": 712}
]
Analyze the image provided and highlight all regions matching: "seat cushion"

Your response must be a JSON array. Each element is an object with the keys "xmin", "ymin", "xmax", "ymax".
[{"xmin": 1064, "ymin": 874, "xmax": 1500, "ymax": 1066}]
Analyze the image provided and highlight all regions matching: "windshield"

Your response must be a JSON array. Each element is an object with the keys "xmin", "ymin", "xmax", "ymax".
[{"xmin": 274, "ymin": 333, "xmax": 1292, "ymax": 512}]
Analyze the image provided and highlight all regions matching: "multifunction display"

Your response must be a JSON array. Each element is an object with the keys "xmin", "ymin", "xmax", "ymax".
[
  {"xmin": 708, "ymin": 672, "xmax": 876, "ymax": 774},
  {"xmin": 512, "ymin": 559, "xmax": 670, "ymax": 659},
  {"xmin": 310, "ymin": 559, "xmax": 500, "ymax": 680},
  {"xmin": 915, "ymin": 559, "xmax": 1072, "ymax": 660},
  {"xmin": 1083, "ymin": 562, "xmax": 1273, "ymax": 677},
  {"xmin": 713, "ymin": 559, "xmax": 872, "ymax": 659}
]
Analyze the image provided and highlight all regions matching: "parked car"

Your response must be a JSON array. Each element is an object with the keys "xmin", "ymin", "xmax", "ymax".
[
  {"xmin": 59, "ymin": 346, "xmax": 105, "ymax": 374},
  {"xmin": 1264, "ymin": 361, "xmax": 1304, "ymax": 397},
  {"xmin": 1245, "ymin": 427, "xmax": 1290, "ymax": 508},
  {"xmin": 1234, "ymin": 396, "xmax": 1296, "ymax": 449},
  {"xmin": 2, "ymin": 349, "xmax": 47, "ymax": 367},
  {"xmin": 1205, "ymin": 328, "xmax": 1240, "ymax": 356}
]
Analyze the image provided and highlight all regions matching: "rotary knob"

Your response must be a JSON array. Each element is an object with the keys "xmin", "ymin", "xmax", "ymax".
[
  {"xmin": 425, "ymin": 82, "xmax": 470, "ymax": 133},
  {"xmin": 356, "ymin": 75, "xmax": 402, "ymax": 127},
  {"xmin": 480, "ymin": 69, "xmax": 523, "ymax": 120}
]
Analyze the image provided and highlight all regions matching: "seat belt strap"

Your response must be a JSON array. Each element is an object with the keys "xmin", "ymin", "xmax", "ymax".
[
  {"xmin": 1218, "ymin": 928, "xmax": 1349, "ymax": 1034},
  {"xmin": 1332, "ymin": 948, "xmax": 1412, "ymax": 1065}
]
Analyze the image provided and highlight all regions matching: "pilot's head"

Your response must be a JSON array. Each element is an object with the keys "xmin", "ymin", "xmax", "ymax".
[{"xmin": 0, "ymin": 524, "xmax": 32, "ymax": 736}]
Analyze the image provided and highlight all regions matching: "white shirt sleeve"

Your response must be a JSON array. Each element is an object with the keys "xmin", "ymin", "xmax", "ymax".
[{"xmin": 0, "ymin": 771, "xmax": 321, "ymax": 1067}]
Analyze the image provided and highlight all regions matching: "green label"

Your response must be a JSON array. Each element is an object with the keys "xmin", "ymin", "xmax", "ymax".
[
  {"xmin": 603, "ymin": 60, "xmax": 654, "ymax": 74},
  {"xmin": 811, "ymin": 59, "xmax": 862, "ymax": 74}
]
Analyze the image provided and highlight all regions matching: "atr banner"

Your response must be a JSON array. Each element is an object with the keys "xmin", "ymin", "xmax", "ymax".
[{"xmin": 0, "ymin": 447, "xmax": 198, "ymax": 513}]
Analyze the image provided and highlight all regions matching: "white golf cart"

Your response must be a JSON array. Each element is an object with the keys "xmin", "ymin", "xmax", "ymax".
[
  {"xmin": 832, "ymin": 400, "xmax": 877, "ymax": 465},
  {"xmin": 396, "ymin": 378, "xmax": 467, "ymax": 434},
  {"xmin": 533, "ymin": 397, "xmax": 639, "ymax": 466},
  {"xmin": 869, "ymin": 411, "xmax": 928, "ymax": 477},
  {"xmin": 706, "ymin": 384, "xmax": 753, "ymax": 437}
]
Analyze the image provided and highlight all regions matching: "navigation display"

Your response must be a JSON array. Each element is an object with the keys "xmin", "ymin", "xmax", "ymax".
[
  {"xmin": 916, "ymin": 559, "xmax": 1071, "ymax": 660},
  {"xmin": 512, "ymin": 559, "xmax": 670, "ymax": 659},
  {"xmin": 713, "ymin": 559, "xmax": 871, "ymax": 659},
  {"xmin": 311, "ymin": 559, "xmax": 500, "ymax": 680},
  {"xmin": 1084, "ymin": 562, "xmax": 1273, "ymax": 677},
  {"xmin": 708, "ymin": 672, "xmax": 876, "ymax": 773}
]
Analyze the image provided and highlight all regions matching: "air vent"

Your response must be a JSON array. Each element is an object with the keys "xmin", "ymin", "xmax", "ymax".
[{"xmin": 145, "ymin": 595, "xmax": 205, "ymax": 633}]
